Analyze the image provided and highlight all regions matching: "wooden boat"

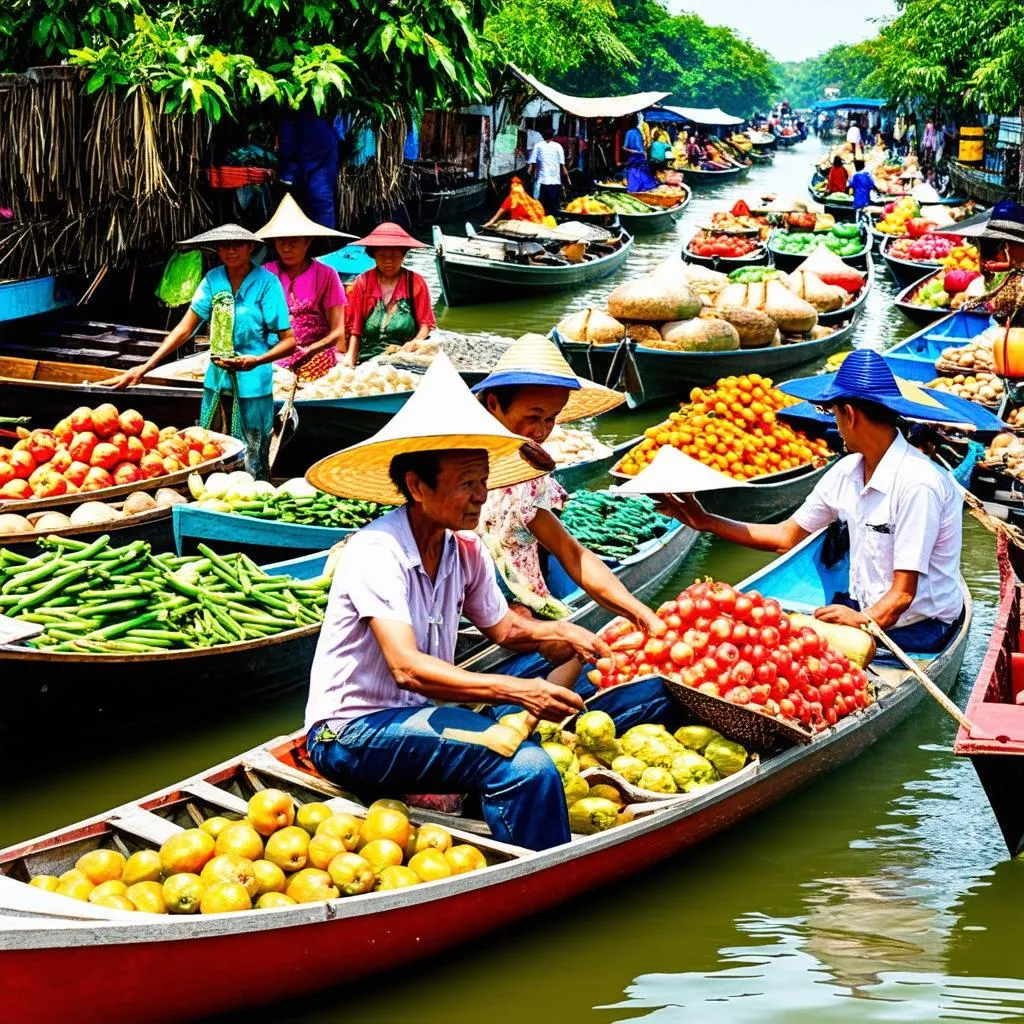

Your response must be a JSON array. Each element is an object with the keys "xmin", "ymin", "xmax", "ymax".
[
  {"xmin": 0, "ymin": 275, "xmax": 73, "ymax": 322},
  {"xmin": 555, "ymin": 317, "xmax": 858, "ymax": 409},
  {"xmin": 683, "ymin": 238, "xmax": 768, "ymax": 274},
  {"xmin": 0, "ymin": 530, "xmax": 972, "ymax": 1024},
  {"xmin": 0, "ymin": 553, "xmax": 322, "ymax": 744},
  {"xmin": 0, "ymin": 355, "xmax": 203, "ymax": 427},
  {"xmin": 0, "ymin": 433, "xmax": 245, "ymax": 515},
  {"xmin": 550, "ymin": 437, "xmax": 639, "ymax": 492},
  {"xmin": 678, "ymin": 163, "xmax": 751, "ymax": 187},
  {"xmin": 893, "ymin": 267, "xmax": 954, "ymax": 326},
  {"xmin": 882, "ymin": 308, "xmax": 993, "ymax": 384},
  {"xmin": 948, "ymin": 160, "xmax": 1015, "ymax": 207},
  {"xmin": 611, "ymin": 200, "xmax": 689, "ymax": 236},
  {"xmin": 953, "ymin": 533, "xmax": 1024, "ymax": 857},
  {"xmin": 414, "ymin": 178, "xmax": 488, "ymax": 224},
  {"xmin": 748, "ymin": 149, "xmax": 774, "ymax": 165},
  {"xmin": 775, "ymin": 132, "xmax": 802, "ymax": 149},
  {"xmin": 807, "ymin": 174, "xmax": 856, "ymax": 222},
  {"xmin": 880, "ymin": 235, "xmax": 947, "ymax": 289},
  {"xmin": 766, "ymin": 229, "xmax": 871, "ymax": 273},
  {"xmin": 432, "ymin": 224, "xmax": 634, "ymax": 307},
  {"xmin": 816, "ymin": 258, "xmax": 874, "ymax": 326}
]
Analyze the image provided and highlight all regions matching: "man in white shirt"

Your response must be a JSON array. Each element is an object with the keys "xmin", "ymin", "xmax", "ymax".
[
  {"xmin": 528, "ymin": 127, "xmax": 570, "ymax": 216},
  {"xmin": 660, "ymin": 350, "xmax": 964, "ymax": 653}
]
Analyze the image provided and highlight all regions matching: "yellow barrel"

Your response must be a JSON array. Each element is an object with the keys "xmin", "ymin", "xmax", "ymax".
[{"xmin": 959, "ymin": 127, "xmax": 984, "ymax": 165}]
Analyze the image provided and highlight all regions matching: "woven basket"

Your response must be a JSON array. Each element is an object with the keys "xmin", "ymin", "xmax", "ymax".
[{"xmin": 633, "ymin": 190, "xmax": 687, "ymax": 208}]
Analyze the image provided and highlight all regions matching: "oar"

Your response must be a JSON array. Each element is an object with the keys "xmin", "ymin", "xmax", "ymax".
[
  {"xmin": 862, "ymin": 616, "xmax": 984, "ymax": 736},
  {"xmin": 269, "ymin": 376, "xmax": 298, "ymax": 471}
]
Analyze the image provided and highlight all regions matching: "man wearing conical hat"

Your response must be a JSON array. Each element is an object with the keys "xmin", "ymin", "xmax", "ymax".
[
  {"xmin": 472, "ymin": 334, "xmax": 668, "ymax": 644},
  {"xmin": 661, "ymin": 350, "xmax": 964, "ymax": 654},
  {"xmin": 302, "ymin": 356, "xmax": 610, "ymax": 851}
]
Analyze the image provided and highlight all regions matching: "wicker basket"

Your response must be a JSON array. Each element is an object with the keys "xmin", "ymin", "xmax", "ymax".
[{"xmin": 633, "ymin": 190, "xmax": 687, "ymax": 208}]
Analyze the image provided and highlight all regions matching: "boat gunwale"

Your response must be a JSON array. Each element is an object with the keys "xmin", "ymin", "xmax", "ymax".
[{"xmin": 434, "ymin": 230, "xmax": 635, "ymax": 276}]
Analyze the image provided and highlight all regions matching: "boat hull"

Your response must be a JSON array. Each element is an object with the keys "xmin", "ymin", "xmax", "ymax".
[
  {"xmin": 702, "ymin": 460, "xmax": 832, "ymax": 522},
  {"xmin": 435, "ymin": 235, "xmax": 634, "ymax": 307},
  {"xmin": 880, "ymin": 237, "xmax": 942, "ymax": 288},
  {"xmin": 617, "ymin": 202, "xmax": 688, "ymax": 235},
  {"xmin": 679, "ymin": 164, "xmax": 750, "ymax": 187},
  {"xmin": 767, "ymin": 234, "xmax": 870, "ymax": 273},
  {"xmin": 682, "ymin": 247, "xmax": 768, "ymax": 273},
  {"xmin": 0, "ymin": 276, "xmax": 74, "ymax": 322}
]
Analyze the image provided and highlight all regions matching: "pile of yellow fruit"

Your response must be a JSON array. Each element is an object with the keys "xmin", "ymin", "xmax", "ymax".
[
  {"xmin": 564, "ymin": 196, "xmax": 613, "ymax": 215},
  {"xmin": 616, "ymin": 374, "xmax": 832, "ymax": 480},
  {"xmin": 27, "ymin": 789, "xmax": 486, "ymax": 914},
  {"xmin": 940, "ymin": 243, "xmax": 980, "ymax": 272},
  {"xmin": 875, "ymin": 196, "xmax": 919, "ymax": 235}
]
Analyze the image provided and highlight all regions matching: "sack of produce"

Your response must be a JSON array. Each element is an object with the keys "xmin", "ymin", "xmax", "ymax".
[
  {"xmin": 763, "ymin": 280, "xmax": 818, "ymax": 334},
  {"xmin": 714, "ymin": 307, "xmax": 777, "ymax": 349},
  {"xmin": 648, "ymin": 258, "xmax": 728, "ymax": 296},
  {"xmin": 660, "ymin": 317, "xmax": 740, "ymax": 352},
  {"xmin": 625, "ymin": 324, "xmax": 663, "ymax": 344},
  {"xmin": 607, "ymin": 278, "xmax": 700, "ymax": 323},
  {"xmin": 555, "ymin": 308, "xmax": 625, "ymax": 345},
  {"xmin": 786, "ymin": 270, "xmax": 848, "ymax": 313},
  {"xmin": 796, "ymin": 247, "xmax": 864, "ymax": 293}
]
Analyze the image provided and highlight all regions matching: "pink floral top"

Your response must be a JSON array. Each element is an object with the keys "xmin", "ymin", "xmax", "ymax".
[{"xmin": 478, "ymin": 475, "xmax": 567, "ymax": 598}]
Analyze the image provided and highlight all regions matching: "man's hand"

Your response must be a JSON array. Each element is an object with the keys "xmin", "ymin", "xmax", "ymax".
[
  {"xmin": 654, "ymin": 493, "xmax": 709, "ymax": 531},
  {"xmin": 503, "ymin": 676, "xmax": 584, "ymax": 722},
  {"xmin": 814, "ymin": 604, "xmax": 868, "ymax": 628},
  {"xmin": 104, "ymin": 365, "xmax": 147, "ymax": 390},
  {"xmin": 550, "ymin": 621, "xmax": 611, "ymax": 664},
  {"xmin": 636, "ymin": 607, "xmax": 667, "ymax": 636}
]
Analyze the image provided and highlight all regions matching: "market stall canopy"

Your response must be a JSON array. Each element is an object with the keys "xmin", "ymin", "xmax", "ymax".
[
  {"xmin": 811, "ymin": 97, "xmax": 886, "ymax": 112},
  {"xmin": 650, "ymin": 105, "xmax": 745, "ymax": 127},
  {"xmin": 509, "ymin": 64, "xmax": 669, "ymax": 120}
]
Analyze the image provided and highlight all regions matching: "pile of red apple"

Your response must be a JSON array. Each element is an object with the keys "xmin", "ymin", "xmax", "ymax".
[
  {"xmin": 0, "ymin": 404, "xmax": 224, "ymax": 501},
  {"xmin": 889, "ymin": 233, "xmax": 956, "ymax": 263},
  {"xmin": 589, "ymin": 579, "xmax": 873, "ymax": 734}
]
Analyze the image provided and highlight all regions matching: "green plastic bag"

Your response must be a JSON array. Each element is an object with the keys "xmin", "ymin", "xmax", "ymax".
[{"xmin": 155, "ymin": 250, "xmax": 202, "ymax": 307}]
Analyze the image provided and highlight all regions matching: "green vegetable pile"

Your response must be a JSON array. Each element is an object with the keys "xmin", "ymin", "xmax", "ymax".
[
  {"xmin": 0, "ymin": 536, "xmax": 327, "ymax": 654},
  {"xmin": 727, "ymin": 266, "xmax": 785, "ymax": 284},
  {"xmin": 560, "ymin": 492, "xmax": 671, "ymax": 559},
  {"xmin": 771, "ymin": 223, "xmax": 865, "ymax": 258},
  {"xmin": 232, "ymin": 493, "xmax": 392, "ymax": 529},
  {"xmin": 596, "ymin": 191, "xmax": 659, "ymax": 214}
]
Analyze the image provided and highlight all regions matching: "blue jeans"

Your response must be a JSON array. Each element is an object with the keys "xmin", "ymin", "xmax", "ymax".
[{"xmin": 307, "ymin": 705, "xmax": 569, "ymax": 851}]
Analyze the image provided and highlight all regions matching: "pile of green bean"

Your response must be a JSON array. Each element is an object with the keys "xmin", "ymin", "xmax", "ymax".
[{"xmin": 0, "ymin": 536, "xmax": 328, "ymax": 654}]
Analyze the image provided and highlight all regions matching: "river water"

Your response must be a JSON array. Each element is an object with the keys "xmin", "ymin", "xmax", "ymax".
[{"xmin": 7, "ymin": 141, "xmax": 1024, "ymax": 1024}]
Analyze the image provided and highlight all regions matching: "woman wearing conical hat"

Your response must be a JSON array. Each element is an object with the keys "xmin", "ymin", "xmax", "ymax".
[
  {"xmin": 257, "ymin": 194, "xmax": 355, "ymax": 383},
  {"xmin": 342, "ymin": 222, "xmax": 435, "ymax": 365},
  {"xmin": 472, "ymin": 334, "xmax": 668, "ymax": 641},
  {"xmin": 108, "ymin": 223, "xmax": 295, "ymax": 479},
  {"xmin": 302, "ymin": 356, "xmax": 610, "ymax": 851}
]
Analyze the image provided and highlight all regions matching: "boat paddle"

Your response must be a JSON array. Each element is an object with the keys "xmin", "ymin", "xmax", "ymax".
[
  {"xmin": 862, "ymin": 616, "xmax": 984, "ymax": 736},
  {"xmin": 269, "ymin": 376, "xmax": 298, "ymax": 471}
]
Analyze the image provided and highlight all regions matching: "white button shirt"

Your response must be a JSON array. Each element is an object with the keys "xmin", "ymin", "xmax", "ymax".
[
  {"xmin": 529, "ymin": 140, "xmax": 566, "ymax": 186},
  {"xmin": 792, "ymin": 432, "xmax": 963, "ymax": 627}
]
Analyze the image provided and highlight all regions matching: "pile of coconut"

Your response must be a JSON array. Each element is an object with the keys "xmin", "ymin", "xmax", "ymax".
[
  {"xmin": 0, "ymin": 488, "xmax": 187, "ymax": 537},
  {"xmin": 556, "ymin": 251, "xmax": 862, "ymax": 353}
]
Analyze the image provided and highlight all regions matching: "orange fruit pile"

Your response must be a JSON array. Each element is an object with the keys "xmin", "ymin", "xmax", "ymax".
[{"xmin": 617, "ymin": 374, "xmax": 832, "ymax": 480}]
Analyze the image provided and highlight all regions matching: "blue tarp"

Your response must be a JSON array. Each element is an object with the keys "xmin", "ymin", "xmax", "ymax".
[{"xmin": 812, "ymin": 97, "xmax": 886, "ymax": 112}]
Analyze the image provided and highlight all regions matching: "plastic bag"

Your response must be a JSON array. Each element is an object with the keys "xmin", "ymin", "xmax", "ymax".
[{"xmin": 154, "ymin": 251, "xmax": 202, "ymax": 307}]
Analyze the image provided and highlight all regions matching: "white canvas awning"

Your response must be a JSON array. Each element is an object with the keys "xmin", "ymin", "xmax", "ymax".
[
  {"xmin": 509, "ymin": 65, "xmax": 669, "ymax": 120},
  {"xmin": 660, "ymin": 105, "xmax": 745, "ymax": 127}
]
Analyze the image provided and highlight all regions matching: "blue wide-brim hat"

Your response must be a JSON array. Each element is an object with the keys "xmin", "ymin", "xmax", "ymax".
[
  {"xmin": 471, "ymin": 333, "xmax": 624, "ymax": 423},
  {"xmin": 779, "ymin": 349, "xmax": 982, "ymax": 430},
  {"xmin": 983, "ymin": 199, "xmax": 1024, "ymax": 245}
]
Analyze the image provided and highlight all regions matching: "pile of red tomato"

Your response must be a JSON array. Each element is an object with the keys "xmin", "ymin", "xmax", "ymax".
[
  {"xmin": 687, "ymin": 231, "xmax": 761, "ymax": 260},
  {"xmin": 889, "ymin": 234, "xmax": 956, "ymax": 263},
  {"xmin": 590, "ymin": 579, "xmax": 873, "ymax": 734},
  {"xmin": 0, "ymin": 404, "xmax": 225, "ymax": 501}
]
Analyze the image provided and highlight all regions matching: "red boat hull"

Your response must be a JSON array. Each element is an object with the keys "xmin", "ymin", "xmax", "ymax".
[{"xmin": 2, "ymin": 695, "xmax": 939, "ymax": 1024}]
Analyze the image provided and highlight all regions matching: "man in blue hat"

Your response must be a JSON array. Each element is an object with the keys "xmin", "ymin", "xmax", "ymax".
[{"xmin": 660, "ymin": 350, "xmax": 965, "ymax": 652}]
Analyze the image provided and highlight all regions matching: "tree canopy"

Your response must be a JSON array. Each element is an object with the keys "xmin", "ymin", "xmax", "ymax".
[{"xmin": 774, "ymin": 43, "xmax": 878, "ymax": 109}]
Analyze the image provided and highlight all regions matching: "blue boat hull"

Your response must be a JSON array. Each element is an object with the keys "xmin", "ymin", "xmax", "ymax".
[
  {"xmin": 882, "ymin": 308, "xmax": 993, "ymax": 382},
  {"xmin": 0, "ymin": 276, "xmax": 73, "ymax": 322}
]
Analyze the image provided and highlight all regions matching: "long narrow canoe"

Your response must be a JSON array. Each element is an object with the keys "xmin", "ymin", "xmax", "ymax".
[
  {"xmin": 433, "ymin": 226, "xmax": 634, "ymax": 307},
  {"xmin": 4, "ymin": 502, "xmax": 175, "ymax": 553},
  {"xmin": 880, "ymin": 235, "xmax": 949, "ymax": 289},
  {"xmin": 0, "ymin": 276, "xmax": 73, "ymax": 322},
  {"xmin": 893, "ymin": 267, "xmax": 952, "ymax": 327},
  {"xmin": 0, "ymin": 531, "xmax": 971, "ymax": 1024},
  {"xmin": 682, "ymin": 240, "xmax": 769, "ymax": 274},
  {"xmin": 954, "ymin": 534, "xmax": 1024, "ymax": 857},
  {"xmin": 882, "ymin": 307, "xmax": 993, "ymax": 383},
  {"xmin": 766, "ymin": 228, "xmax": 871, "ymax": 273},
  {"xmin": 678, "ymin": 163, "xmax": 751, "ymax": 187},
  {"xmin": 550, "ymin": 437, "xmax": 638, "ymax": 492}
]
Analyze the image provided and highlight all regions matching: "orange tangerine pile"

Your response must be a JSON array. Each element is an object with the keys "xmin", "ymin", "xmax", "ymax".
[{"xmin": 616, "ymin": 374, "xmax": 832, "ymax": 480}]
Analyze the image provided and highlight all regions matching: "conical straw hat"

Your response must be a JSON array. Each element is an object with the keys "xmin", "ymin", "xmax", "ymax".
[
  {"xmin": 471, "ymin": 333, "xmax": 624, "ymax": 422},
  {"xmin": 256, "ymin": 194, "xmax": 355, "ymax": 254},
  {"xmin": 613, "ymin": 446, "xmax": 749, "ymax": 495},
  {"xmin": 178, "ymin": 223, "xmax": 263, "ymax": 249},
  {"xmin": 306, "ymin": 352, "xmax": 549, "ymax": 504}
]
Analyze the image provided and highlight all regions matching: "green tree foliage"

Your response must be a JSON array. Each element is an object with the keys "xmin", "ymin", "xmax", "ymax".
[
  {"xmin": 0, "ymin": 0, "xmax": 491, "ymax": 122},
  {"xmin": 774, "ymin": 42, "xmax": 878, "ymax": 109}
]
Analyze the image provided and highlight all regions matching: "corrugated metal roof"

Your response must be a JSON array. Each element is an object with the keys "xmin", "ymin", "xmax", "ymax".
[
  {"xmin": 509, "ymin": 65, "xmax": 669, "ymax": 120},
  {"xmin": 657, "ymin": 105, "xmax": 745, "ymax": 127}
]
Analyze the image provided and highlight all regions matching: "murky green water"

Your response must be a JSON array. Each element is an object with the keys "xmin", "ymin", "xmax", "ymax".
[{"xmin": 8, "ymin": 141, "xmax": 1023, "ymax": 1024}]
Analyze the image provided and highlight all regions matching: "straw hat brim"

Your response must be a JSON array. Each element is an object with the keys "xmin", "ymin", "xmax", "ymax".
[
  {"xmin": 307, "ymin": 434, "xmax": 546, "ymax": 505},
  {"xmin": 350, "ymin": 223, "xmax": 428, "ymax": 250},
  {"xmin": 256, "ymin": 194, "xmax": 356, "ymax": 254},
  {"xmin": 982, "ymin": 222, "xmax": 1024, "ymax": 245},
  {"xmin": 178, "ymin": 224, "xmax": 264, "ymax": 249},
  {"xmin": 471, "ymin": 369, "xmax": 624, "ymax": 422}
]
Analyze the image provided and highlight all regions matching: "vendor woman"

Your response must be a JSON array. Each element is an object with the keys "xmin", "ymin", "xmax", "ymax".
[
  {"xmin": 303, "ymin": 357, "xmax": 608, "ymax": 851},
  {"xmin": 342, "ymin": 222, "xmax": 435, "ymax": 365},
  {"xmin": 109, "ymin": 224, "xmax": 294, "ymax": 479},
  {"xmin": 257, "ymin": 194, "xmax": 353, "ymax": 382},
  {"xmin": 473, "ymin": 334, "xmax": 667, "ymax": 642}
]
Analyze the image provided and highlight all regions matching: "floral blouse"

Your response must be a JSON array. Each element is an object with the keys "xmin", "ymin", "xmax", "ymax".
[{"xmin": 478, "ymin": 475, "xmax": 567, "ymax": 598}]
